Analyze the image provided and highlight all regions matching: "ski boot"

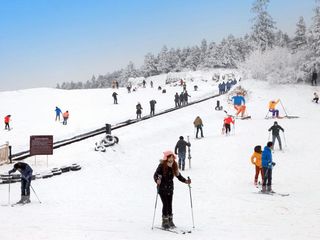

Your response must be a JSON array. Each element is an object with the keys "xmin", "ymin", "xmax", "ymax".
[
  {"xmin": 267, "ymin": 186, "xmax": 275, "ymax": 193},
  {"xmin": 261, "ymin": 186, "xmax": 267, "ymax": 193},
  {"xmin": 168, "ymin": 215, "xmax": 176, "ymax": 228},
  {"xmin": 23, "ymin": 195, "xmax": 31, "ymax": 204},
  {"xmin": 161, "ymin": 216, "xmax": 170, "ymax": 229},
  {"xmin": 16, "ymin": 195, "xmax": 26, "ymax": 204}
]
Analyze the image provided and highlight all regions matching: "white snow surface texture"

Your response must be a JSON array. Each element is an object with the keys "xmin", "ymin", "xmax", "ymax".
[{"xmin": 0, "ymin": 70, "xmax": 319, "ymax": 240}]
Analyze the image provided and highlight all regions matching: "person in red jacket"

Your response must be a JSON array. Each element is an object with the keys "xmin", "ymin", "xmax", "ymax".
[
  {"xmin": 4, "ymin": 115, "xmax": 11, "ymax": 130},
  {"xmin": 223, "ymin": 115, "xmax": 234, "ymax": 135}
]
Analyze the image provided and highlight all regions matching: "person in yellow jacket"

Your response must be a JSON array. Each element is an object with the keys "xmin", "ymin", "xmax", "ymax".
[
  {"xmin": 250, "ymin": 145, "xmax": 264, "ymax": 186},
  {"xmin": 268, "ymin": 99, "xmax": 280, "ymax": 118}
]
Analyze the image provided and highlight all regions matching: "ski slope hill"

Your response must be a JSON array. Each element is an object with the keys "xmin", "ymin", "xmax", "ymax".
[{"xmin": 0, "ymin": 77, "xmax": 319, "ymax": 240}]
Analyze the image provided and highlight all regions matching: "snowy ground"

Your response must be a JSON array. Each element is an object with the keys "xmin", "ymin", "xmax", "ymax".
[{"xmin": 0, "ymin": 71, "xmax": 320, "ymax": 240}]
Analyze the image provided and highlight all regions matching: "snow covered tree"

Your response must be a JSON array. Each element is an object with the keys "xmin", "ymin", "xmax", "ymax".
[
  {"xmin": 291, "ymin": 16, "xmax": 308, "ymax": 51},
  {"xmin": 251, "ymin": 0, "xmax": 276, "ymax": 51},
  {"xmin": 309, "ymin": 5, "xmax": 320, "ymax": 59},
  {"xmin": 143, "ymin": 52, "xmax": 159, "ymax": 76},
  {"xmin": 184, "ymin": 46, "xmax": 201, "ymax": 70},
  {"xmin": 157, "ymin": 45, "xmax": 171, "ymax": 73}
]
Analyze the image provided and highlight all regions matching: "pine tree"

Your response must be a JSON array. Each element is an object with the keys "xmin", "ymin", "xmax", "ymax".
[
  {"xmin": 291, "ymin": 16, "xmax": 307, "ymax": 51},
  {"xmin": 251, "ymin": 0, "xmax": 276, "ymax": 52}
]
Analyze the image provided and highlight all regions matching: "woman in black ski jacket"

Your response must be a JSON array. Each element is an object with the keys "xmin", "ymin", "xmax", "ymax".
[{"xmin": 153, "ymin": 150, "xmax": 191, "ymax": 229}]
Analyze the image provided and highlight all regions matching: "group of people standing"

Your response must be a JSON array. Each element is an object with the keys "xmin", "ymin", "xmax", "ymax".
[{"xmin": 174, "ymin": 91, "xmax": 191, "ymax": 108}]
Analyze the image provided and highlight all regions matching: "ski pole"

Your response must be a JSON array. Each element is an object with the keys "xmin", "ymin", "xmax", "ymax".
[
  {"xmin": 187, "ymin": 177, "xmax": 195, "ymax": 229},
  {"xmin": 151, "ymin": 177, "xmax": 161, "ymax": 229},
  {"xmin": 265, "ymin": 110, "xmax": 270, "ymax": 119},
  {"xmin": 279, "ymin": 99, "xmax": 288, "ymax": 117},
  {"xmin": 30, "ymin": 184, "xmax": 41, "ymax": 204}
]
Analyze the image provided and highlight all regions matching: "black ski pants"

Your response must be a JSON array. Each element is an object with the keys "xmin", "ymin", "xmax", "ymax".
[
  {"xmin": 159, "ymin": 192, "xmax": 173, "ymax": 217},
  {"xmin": 196, "ymin": 126, "xmax": 203, "ymax": 138}
]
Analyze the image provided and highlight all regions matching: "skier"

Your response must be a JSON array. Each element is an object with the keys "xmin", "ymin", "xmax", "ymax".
[
  {"xmin": 4, "ymin": 115, "xmax": 11, "ymax": 130},
  {"xmin": 150, "ymin": 81, "xmax": 154, "ymax": 88},
  {"xmin": 8, "ymin": 162, "xmax": 33, "ymax": 204},
  {"xmin": 312, "ymin": 92, "xmax": 319, "ymax": 104},
  {"xmin": 250, "ymin": 145, "xmax": 264, "ymax": 186},
  {"xmin": 153, "ymin": 150, "xmax": 191, "ymax": 229},
  {"xmin": 62, "ymin": 110, "xmax": 69, "ymax": 125},
  {"xmin": 142, "ymin": 79, "xmax": 146, "ymax": 88},
  {"xmin": 231, "ymin": 92, "xmax": 246, "ymax": 118},
  {"xmin": 149, "ymin": 100, "xmax": 157, "ymax": 116},
  {"xmin": 136, "ymin": 102, "xmax": 143, "ymax": 119},
  {"xmin": 261, "ymin": 142, "xmax": 275, "ymax": 193},
  {"xmin": 268, "ymin": 99, "xmax": 280, "ymax": 118},
  {"xmin": 112, "ymin": 92, "xmax": 118, "ymax": 104},
  {"xmin": 193, "ymin": 116, "xmax": 204, "ymax": 138},
  {"xmin": 174, "ymin": 136, "xmax": 191, "ymax": 171},
  {"xmin": 223, "ymin": 115, "xmax": 234, "ymax": 136},
  {"xmin": 55, "ymin": 106, "xmax": 62, "ymax": 121},
  {"xmin": 268, "ymin": 121, "xmax": 284, "ymax": 150}
]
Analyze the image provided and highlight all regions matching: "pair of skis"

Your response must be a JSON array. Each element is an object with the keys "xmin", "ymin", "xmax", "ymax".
[{"xmin": 154, "ymin": 226, "xmax": 192, "ymax": 234}]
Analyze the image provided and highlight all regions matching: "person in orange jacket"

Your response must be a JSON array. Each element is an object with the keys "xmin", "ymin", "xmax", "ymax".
[
  {"xmin": 62, "ymin": 111, "xmax": 69, "ymax": 125},
  {"xmin": 268, "ymin": 99, "xmax": 280, "ymax": 118},
  {"xmin": 223, "ymin": 115, "xmax": 234, "ymax": 135},
  {"xmin": 4, "ymin": 115, "xmax": 11, "ymax": 130},
  {"xmin": 250, "ymin": 145, "xmax": 264, "ymax": 186}
]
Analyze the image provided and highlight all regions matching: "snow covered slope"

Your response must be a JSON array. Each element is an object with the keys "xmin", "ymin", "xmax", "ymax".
[{"xmin": 0, "ymin": 76, "xmax": 319, "ymax": 240}]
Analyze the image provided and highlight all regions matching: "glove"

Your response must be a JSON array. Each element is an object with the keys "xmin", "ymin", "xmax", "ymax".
[
  {"xmin": 272, "ymin": 162, "xmax": 276, "ymax": 166},
  {"xmin": 8, "ymin": 170, "xmax": 14, "ymax": 175},
  {"xmin": 156, "ymin": 179, "xmax": 161, "ymax": 185},
  {"xmin": 185, "ymin": 179, "xmax": 191, "ymax": 184}
]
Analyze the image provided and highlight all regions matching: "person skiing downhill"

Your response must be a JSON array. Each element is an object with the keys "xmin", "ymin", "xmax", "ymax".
[
  {"xmin": 231, "ymin": 92, "xmax": 246, "ymax": 117},
  {"xmin": 8, "ymin": 162, "xmax": 33, "ymax": 204},
  {"xmin": 153, "ymin": 151, "xmax": 191, "ymax": 229},
  {"xmin": 250, "ymin": 145, "xmax": 264, "ymax": 186},
  {"xmin": 312, "ymin": 92, "xmax": 319, "ymax": 104},
  {"xmin": 174, "ymin": 136, "xmax": 191, "ymax": 171},
  {"xmin": 268, "ymin": 121, "xmax": 284, "ymax": 150},
  {"xmin": 261, "ymin": 142, "xmax": 275, "ymax": 193}
]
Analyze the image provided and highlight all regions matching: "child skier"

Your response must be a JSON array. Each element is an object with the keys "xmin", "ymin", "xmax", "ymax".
[
  {"xmin": 250, "ymin": 145, "xmax": 264, "ymax": 186},
  {"xmin": 223, "ymin": 115, "xmax": 234, "ymax": 135}
]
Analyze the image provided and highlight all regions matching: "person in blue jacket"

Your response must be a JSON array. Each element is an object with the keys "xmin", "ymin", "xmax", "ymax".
[
  {"xmin": 8, "ymin": 162, "xmax": 33, "ymax": 204},
  {"xmin": 261, "ymin": 142, "xmax": 276, "ymax": 193},
  {"xmin": 55, "ymin": 106, "xmax": 62, "ymax": 121},
  {"xmin": 231, "ymin": 93, "xmax": 246, "ymax": 117}
]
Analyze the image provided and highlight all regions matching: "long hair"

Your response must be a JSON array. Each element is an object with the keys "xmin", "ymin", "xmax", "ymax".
[{"xmin": 162, "ymin": 159, "xmax": 179, "ymax": 177}]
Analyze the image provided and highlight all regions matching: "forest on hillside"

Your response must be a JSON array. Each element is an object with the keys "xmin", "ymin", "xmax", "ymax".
[{"xmin": 57, "ymin": 0, "xmax": 320, "ymax": 89}]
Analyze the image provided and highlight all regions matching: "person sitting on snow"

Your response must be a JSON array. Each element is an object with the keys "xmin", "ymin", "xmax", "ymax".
[
  {"xmin": 268, "ymin": 99, "xmax": 280, "ymax": 118},
  {"xmin": 231, "ymin": 93, "xmax": 246, "ymax": 118},
  {"xmin": 312, "ymin": 92, "xmax": 319, "ymax": 104}
]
